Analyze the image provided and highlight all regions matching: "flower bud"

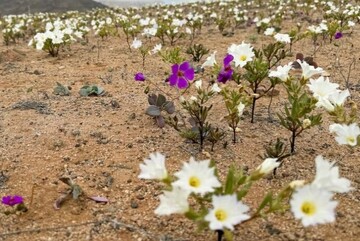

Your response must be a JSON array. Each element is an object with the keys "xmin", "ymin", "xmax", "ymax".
[
  {"xmin": 289, "ymin": 180, "xmax": 305, "ymax": 189},
  {"xmin": 256, "ymin": 158, "xmax": 280, "ymax": 175},
  {"xmin": 302, "ymin": 119, "xmax": 311, "ymax": 129}
]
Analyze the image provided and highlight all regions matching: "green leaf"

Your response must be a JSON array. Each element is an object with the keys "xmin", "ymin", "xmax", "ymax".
[
  {"xmin": 72, "ymin": 184, "xmax": 83, "ymax": 199},
  {"xmin": 79, "ymin": 86, "xmax": 91, "ymax": 96},
  {"xmin": 224, "ymin": 165, "xmax": 235, "ymax": 194},
  {"xmin": 148, "ymin": 94, "xmax": 157, "ymax": 105},
  {"xmin": 237, "ymin": 181, "xmax": 252, "ymax": 199},
  {"xmin": 157, "ymin": 94, "xmax": 166, "ymax": 106},
  {"xmin": 156, "ymin": 115, "xmax": 165, "ymax": 128},
  {"xmin": 146, "ymin": 105, "xmax": 161, "ymax": 116},
  {"xmin": 95, "ymin": 86, "xmax": 105, "ymax": 95},
  {"xmin": 59, "ymin": 177, "xmax": 73, "ymax": 186},
  {"xmin": 184, "ymin": 210, "xmax": 200, "ymax": 220},
  {"xmin": 164, "ymin": 101, "xmax": 175, "ymax": 114},
  {"xmin": 224, "ymin": 229, "xmax": 233, "ymax": 241},
  {"xmin": 256, "ymin": 191, "xmax": 273, "ymax": 213},
  {"xmin": 237, "ymin": 174, "xmax": 247, "ymax": 185},
  {"xmin": 53, "ymin": 82, "xmax": 70, "ymax": 96}
]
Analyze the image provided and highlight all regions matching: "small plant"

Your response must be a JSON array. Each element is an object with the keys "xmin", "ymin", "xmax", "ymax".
[
  {"xmin": 160, "ymin": 47, "xmax": 186, "ymax": 64},
  {"xmin": 79, "ymin": 85, "xmax": 105, "ymax": 96},
  {"xmin": 29, "ymin": 27, "xmax": 73, "ymax": 57},
  {"xmin": 139, "ymin": 152, "xmax": 351, "ymax": 240},
  {"xmin": 1, "ymin": 195, "xmax": 28, "ymax": 215},
  {"xmin": 53, "ymin": 82, "xmax": 71, "ymax": 96},
  {"xmin": 146, "ymin": 93, "xmax": 175, "ymax": 128},
  {"xmin": 54, "ymin": 176, "xmax": 83, "ymax": 209},
  {"xmin": 262, "ymin": 138, "xmax": 291, "ymax": 174},
  {"xmin": 277, "ymin": 75, "xmax": 322, "ymax": 153},
  {"xmin": 221, "ymin": 87, "xmax": 249, "ymax": 143},
  {"xmin": 186, "ymin": 44, "xmax": 209, "ymax": 63}
]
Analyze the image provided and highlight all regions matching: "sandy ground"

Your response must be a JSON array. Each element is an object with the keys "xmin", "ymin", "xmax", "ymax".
[{"xmin": 0, "ymin": 10, "xmax": 359, "ymax": 241}]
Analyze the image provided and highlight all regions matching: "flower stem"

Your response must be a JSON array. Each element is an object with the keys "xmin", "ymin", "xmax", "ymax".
[
  {"xmin": 251, "ymin": 97, "xmax": 256, "ymax": 123},
  {"xmin": 216, "ymin": 230, "xmax": 224, "ymax": 241},
  {"xmin": 290, "ymin": 129, "xmax": 296, "ymax": 153}
]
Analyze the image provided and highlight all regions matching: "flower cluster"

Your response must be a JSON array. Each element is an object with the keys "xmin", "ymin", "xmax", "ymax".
[
  {"xmin": 307, "ymin": 76, "xmax": 349, "ymax": 112},
  {"xmin": 290, "ymin": 155, "xmax": 351, "ymax": 226},
  {"xmin": 28, "ymin": 20, "xmax": 78, "ymax": 56},
  {"xmin": 139, "ymin": 152, "xmax": 352, "ymax": 234}
]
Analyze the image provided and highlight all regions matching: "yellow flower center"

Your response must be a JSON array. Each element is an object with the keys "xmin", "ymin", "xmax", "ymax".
[
  {"xmin": 189, "ymin": 176, "xmax": 201, "ymax": 188},
  {"xmin": 301, "ymin": 201, "xmax": 316, "ymax": 216},
  {"xmin": 215, "ymin": 209, "xmax": 228, "ymax": 221},
  {"xmin": 240, "ymin": 55, "xmax": 247, "ymax": 61},
  {"xmin": 346, "ymin": 136, "xmax": 355, "ymax": 145}
]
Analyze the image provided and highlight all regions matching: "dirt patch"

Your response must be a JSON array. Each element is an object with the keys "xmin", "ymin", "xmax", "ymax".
[{"xmin": 0, "ymin": 6, "xmax": 359, "ymax": 241}]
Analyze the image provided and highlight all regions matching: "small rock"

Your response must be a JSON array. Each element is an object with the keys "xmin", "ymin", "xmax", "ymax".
[
  {"xmin": 322, "ymin": 71, "xmax": 331, "ymax": 77},
  {"xmin": 71, "ymin": 130, "xmax": 80, "ymax": 136},
  {"xmin": 63, "ymin": 156, "xmax": 70, "ymax": 162},
  {"xmin": 111, "ymin": 100, "xmax": 120, "ymax": 108},
  {"xmin": 136, "ymin": 195, "xmax": 145, "ymax": 200},
  {"xmin": 130, "ymin": 200, "xmax": 139, "ymax": 209}
]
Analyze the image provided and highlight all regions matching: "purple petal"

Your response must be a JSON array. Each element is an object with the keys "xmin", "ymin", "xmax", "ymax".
[
  {"xmin": 184, "ymin": 68, "xmax": 195, "ymax": 81},
  {"xmin": 134, "ymin": 72, "xmax": 145, "ymax": 81},
  {"xmin": 168, "ymin": 74, "xmax": 178, "ymax": 86},
  {"xmin": 179, "ymin": 61, "xmax": 190, "ymax": 72},
  {"xmin": 177, "ymin": 77, "xmax": 189, "ymax": 89},
  {"xmin": 171, "ymin": 64, "xmax": 179, "ymax": 74},
  {"xmin": 1, "ymin": 195, "xmax": 23, "ymax": 206},
  {"xmin": 224, "ymin": 54, "xmax": 234, "ymax": 66},
  {"xmin": 334, "ymin": 32, "xmax": 343, "ymax": 40},
  {"xmin": 217, "ymin": 69, "xmax": 233, "ymax": 83},
  {"xmin": 88, "ymin": 196, "xmax": 109, "ymax": 203}
]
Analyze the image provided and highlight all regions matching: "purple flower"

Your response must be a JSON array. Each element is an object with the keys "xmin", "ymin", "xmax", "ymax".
[
  {"xmin": 334, "ymin": 32, "xmax": 343, "ymax": 40},
  {"xmin": 168, "ymin": 61, "xmax": 195, "ymax": 89},
  {"xmin": 217, "ymin": 54, "xmax": 234, "ymax": 83},
  {"xmin": 134, "ymin": 72, "xmax": 146, "ymax": 81},
  {"xmin": 1, "ymin": 195, "xmax": 23, "ymax": 206}
]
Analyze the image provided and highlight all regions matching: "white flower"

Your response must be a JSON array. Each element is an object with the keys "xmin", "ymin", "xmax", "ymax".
[
  {"xmin": 289, "ymin": 180, "xmax": 305, "ymax": 189},
  {"xmin": 323, "ymin": 89, "xmax": 350, "ymax": 112},
  {"xmin": 151, "ymin": 43, "xmax": 162, "ymax": 54},
  {"xmin": 211, "ymin": 83, "xmax": 221, "ymax": 93},
  {"xmin": 307, "ymin": 76, "xmax": 339, "ymax": 107},
  {"xmin": 255, "ymin": 158, "xmax": 280, "ymax": 175},
  {"xmin": 312, "ymin": 155, "xmax": 352, "ymax": 193},
  {"xmin": 205, "ymin": 194, "xmax": 250, "ymax": 231},
  {"xmin": 201, "ymin": 51, "xmax": 217, "ymax": 68},
  {"xmin": 290, "ymin": 185, "xmax": 337, "ymax": 227},
  {"xmin": 297, "ymin": 60, "xmax": 324, "ymax": 80},
  {"xmin": 348, "ymin": 20, "xmax": 355, "ymax": 27},
  {"xmin": 274, "ymin": 33, "xmax": 291, "ymax": 44},
  {"xmin": 264, "ymin": 27, "xmax": 275, "ymax": 36},
  {"xmin": 228, "ymin": 41, "xmax": 255, "ymax": 68},
  {"xmin": 302, "ymin": 119, "xmax": 312, "ymax": 129},
  {"xmin": 189, "ymin": 96, "xmax": 198, "ymax": 103},
  {"xmin": 131, "ymin": 38, "xmax": 142, "ymax": 49},
  {"xmin": 172, "ymin": 158, "xmax": 221, "ymax": 195},
  {"xmin": 179, "ymin": 96, "xmax": 186, "ymax": 103},
  {"xmin": 268, "ymin": 63, "xmax": 292, "ymax": 81},
  {"xmin": 154, "ymin": 187, "xmax": 190, "ymax": 216},
  {"xmin": 138, "ymin": 152, "xmax": 168, "ymax": 180},
  {"xmin": 237, "ymin": 102, "xmax": 245, "ymax": 117},
  {"xmin": 329, "ymin": 123, "xmax": 360, "ymax": 147},
  {"xmin": 195, "ymin": 79, "xmax": 202, "ymax": 89}
]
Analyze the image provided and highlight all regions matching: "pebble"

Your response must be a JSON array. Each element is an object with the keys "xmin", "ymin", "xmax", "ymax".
[{"xmin": 130, "ymin": 200, "xmax": 139, "ymax": 209}]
